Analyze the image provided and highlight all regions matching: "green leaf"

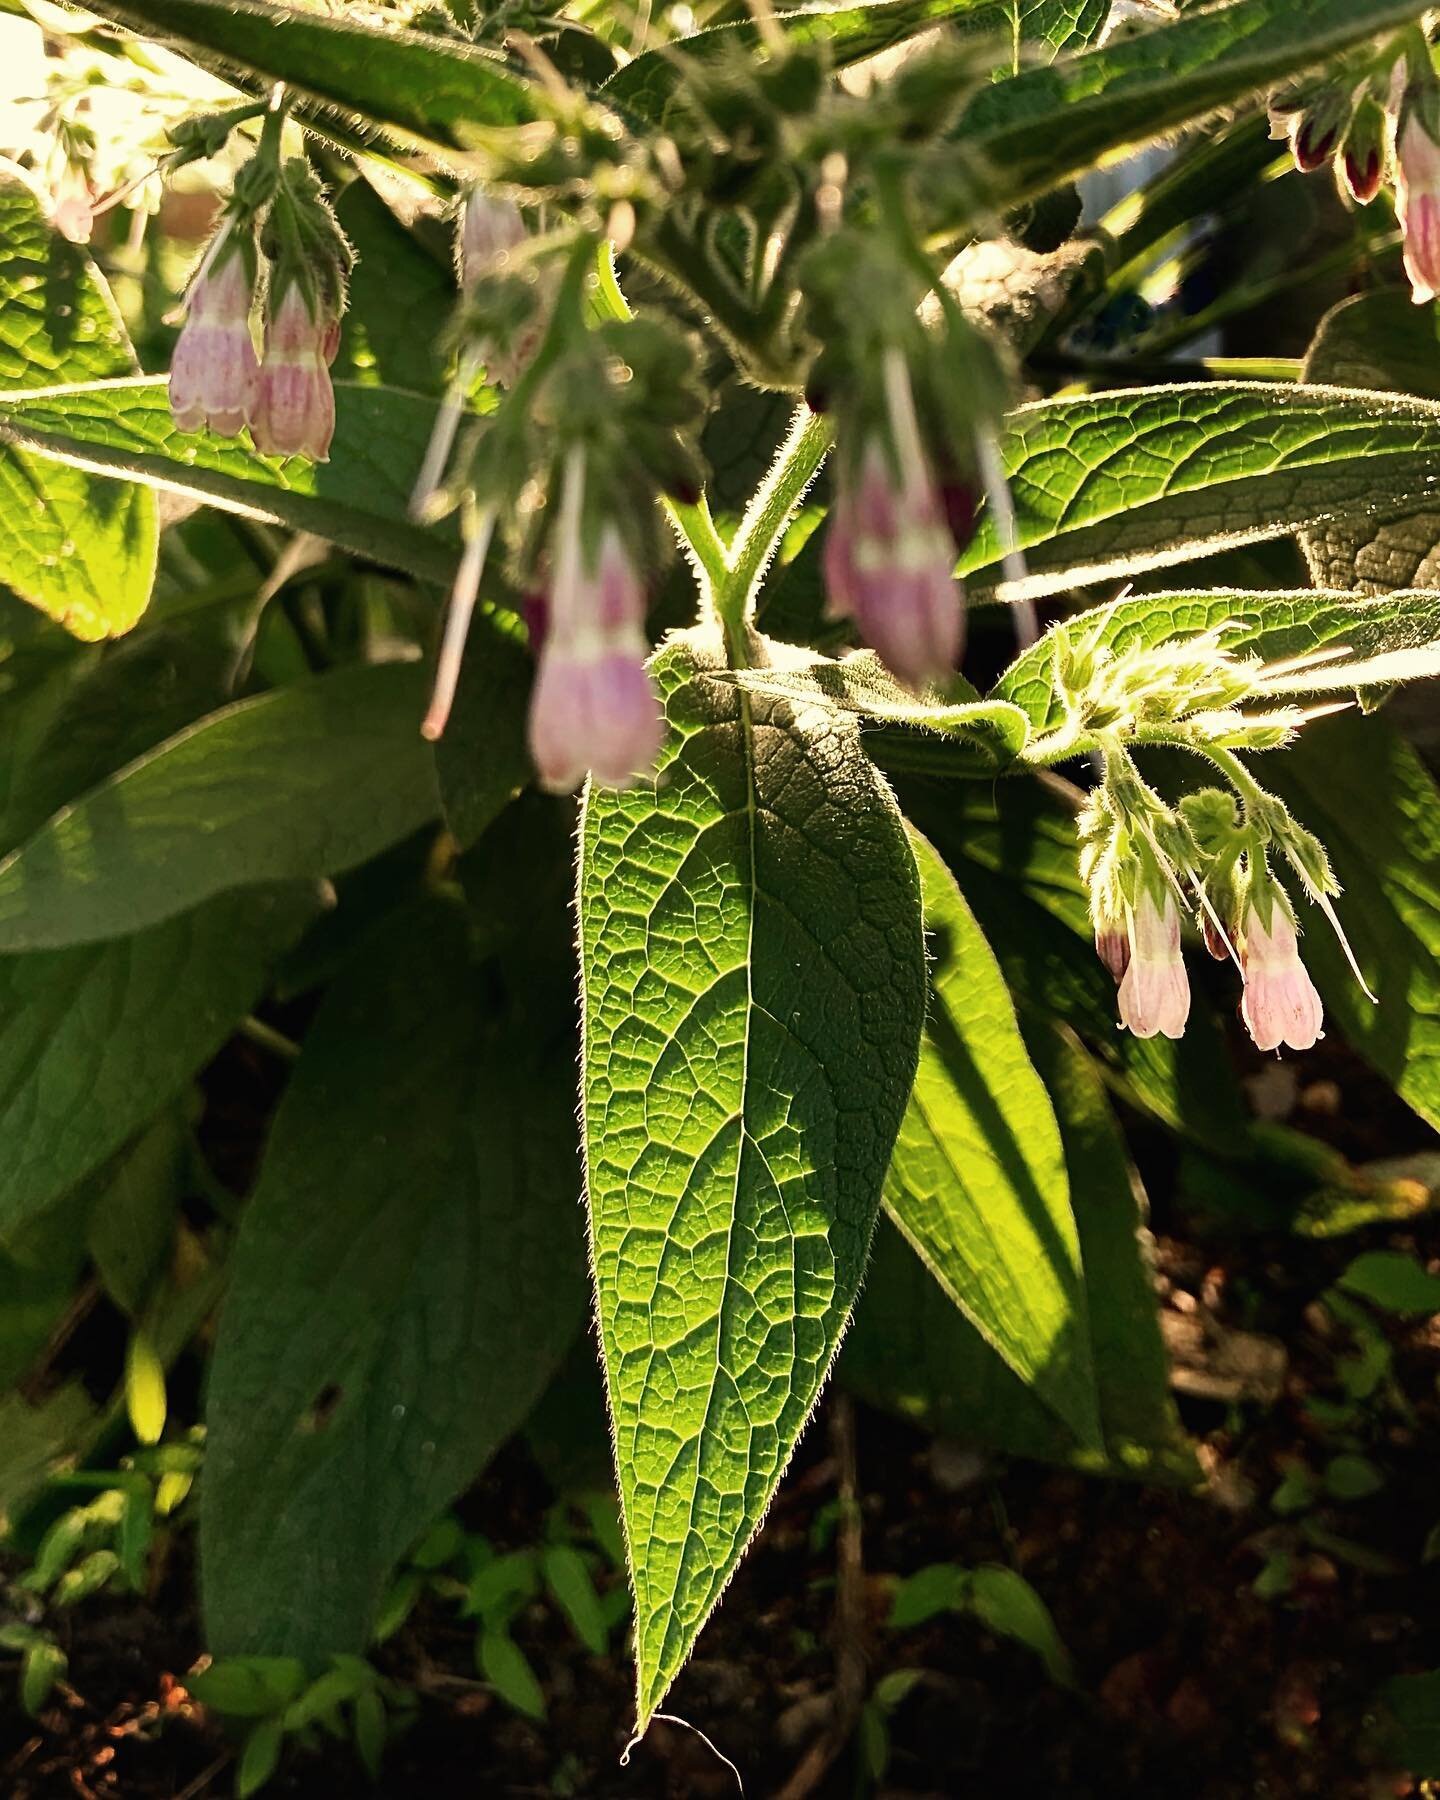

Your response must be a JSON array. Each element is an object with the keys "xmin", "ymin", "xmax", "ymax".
[
  {"xmin": 188, "ymin": 1657, "xmax": 308, "ymax": 1718},
  {"xmin": 433, "ymin": 606, "xmax": 534, "ymax": 850},
  {"xmin": 965, "ymin": 1564, "xmax": 1072, "ymax": 1687},
  {"xmin": 0, "ymin": 884, "xmax": 316, "ymax": 1238},
  {"xmin": 579, "ymin": 627, "xmax": 926, "ymax": 1726},
  {"xmin": 0, "ymin": 1181, "xmax": 92, "ymax": 1387},
  {"xmin": 732, "ymin": 651, "xmax": 1030, "ymax": 772},
  {"xmin": 844, "ymin": 1026, "xmax": 1194, "ymax": 1482},
  {"xmin": 352, "ymin": 1686, "xmax": 386, "ymax": 1780},
  {"xmin": 478, "ymin": 1628, "xmax": 546, "ymax": 1720},
  {"xmin": 885, "ymin": 831, "xmax": 1099, "ymax": 1449},
  {"xmin": 1302, "ymin": 291, "xmax": 1440, "ymax": 593},
  {"xmin": 0, "ymin": 1386, "xmax": 98, "ymax": 1526},
  {"xmin": 1338, "ymin": 1250, "xmax": 1440, "ymax": 1316},
  {"xmin": 947, "ymin": 0, "xmax": 1433, "ymax": 223},
  {"xmin": 542, "ymin": 1544, "xmax": 609, "ymax": 1656},
  {"xmin": 0, "ymin": 661, "xmax": 438, "ymax": 951},
  {"xmin": 995, "ymin": 587, "xmax": 1440, "ymax": 737},
  {"xmin": 962, "ymin": 383, "xmax": 1440, "ymax": 603},
  {"xmin": 0, "ymin": 379, "xmax": 456, "ymax": 583},
  {"xmin": 0, "ymin": 166, "xmax": 156, "ymax": 637},
  {"xmin": 20, "ymin": 1639, "xmax": 67, "ymax": 1717},
  {"xmin": 1382, "ymin": 1671, "xmax": 1440, "ymax": 1777},
  {"xmin": 1015, "ymin": 0, "xmax": 1110, "ymax": 59},
  {"xmin": 201, "ymin": 896, "xmax": 586, "ymax": 1660},
  {"xmin": 237, "ymin": 1718, "xmax": 285, "ymax": 1800},
  {"xmin": 1267, "ymin": 712, "xmax": 1440, "ymax": 1133},
  {"xmin": 79, "ymin": 0, "xmax": 539, "ymax": 156},
  {"xmin": 87, "ymin": 1112, "xmax": 187, "ymax": 1317},
  {"xmin": 333, "ymin": 180, "xmax": 456, "ymax": 398}
]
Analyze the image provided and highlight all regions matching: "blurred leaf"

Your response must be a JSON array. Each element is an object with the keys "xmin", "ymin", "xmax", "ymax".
[
  {"xmin": 478, "ymin": 1628, "xmax": 545, "ymax": 1720},
  {"xmin": 580, "ymin": 628, "xmax": 925, "ymax": 1727},
  {"xmin": 352, "ymin": 1686, "xmax": 385, "ymax": 1780},
  {"xmin": 202, "ymin": 895, "xmax": 586, "ymax": 1660},
  {"xmin": 189, "ymin": 1656, "xmax": 308, "ymax": 1718},
  {"xmin": 966, "ymin": 1565, "xmax": 1072, "ymax": 1687},
  {"xmin": 0, "ymin": 166, "xmax": 156, "ymax": 638},
  {"xmin": 889, "ymin": 1562, "xmax": 967, "ymax": 1628},
  {"xmin": 886, "ymin": 831, "xmax": 1098, "ymax": 1448},
  {"xmin": 542, "ymin": 1545, "xmax": 608, "ymax": 1656},
  {"xmin": 0, "ymin": 884, "xmax": 317, "ymax": 1237},
  {"xmin": 19, "ymin": 1639, "xmax": 66, "ymax": 1717},
  {"xmin": 237, "ymin": 1718, "xmax": 285, "ymax": 1799},
  {"xmin": 0, "ymin": 1180, "xmax": 93, "ymax": 1387},
  {"xmin": 1337, "ymin": 1250, "xmax": 1440, "ymax": 1316},
  {"xmin": 0, "ymin": 1387, "xmax": 97, "ymax": 1526},
  {"xmin": 87, "ymin": 1112, "xmax": 187, "ymax": 1317},
  {"xmin": 946, "ymin": 0, "xmax": 1433, "ymax": 225},
  {"xmin": 1324, "ymin": 1453, "xmax": 1385, "ymax": 1501},
  {"xmin": 80, "ymin": 0, "xmax": 538, "ymax": 156},
  {"xmin": 433, "ymin": 606, "xmax": 534, "ymax": 850},
  {"xmin": 1268, "ymin": 713, "xmax": 1440, "ymax": 1133},
  {"xmin": 0, "ymin": 662, "xmax": 438, "ymax": 951},
  {"xmin": 0, "ymin": 379, "xmax": 456, "ymax": 583},
  {"xmin": 333, "ymin": 180, "xmax": 455, "ymax": 397},
  {"xmin": 1381, "ymin": 1670, "xmax": 1440, "ymax": 1777}
]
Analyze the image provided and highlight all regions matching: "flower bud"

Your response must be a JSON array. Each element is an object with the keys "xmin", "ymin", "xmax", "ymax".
[
  {"xmin": 1095, "ymin": 926, "xmax": 1130, "ymax": 983},
  {"xmin": 1340, "ymin": 95, "xmax": 1389, "ymax": 205},
  {"xmin": 251, "ymin": 283, "xmax": 337, "ymax": 460},
  {"xmin": 169, "ymin": 244, "xmax": 260, "ymax": 438},
  {"xmin": 461, "ymin": 189, "xmax": 525, "ymax": 289},
  {"xmin": 1288, "ymin": 88, "xmax": 1351, "ymax": 174},
  {"xmin": 1396, "ymin": 85, "xmax": 1440, "ymax": 304},
  {"xmin": 1239, "ymin": 897, "xmax": 1324, "ymax": 1053},
  {"xmin": 1116, "ymin": 892, "xmax": 1190, "ymax": 1041}
]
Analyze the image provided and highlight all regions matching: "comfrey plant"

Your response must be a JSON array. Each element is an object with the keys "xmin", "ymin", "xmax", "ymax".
[{"xmin": 3, "ymin": 0, "xmax": 1440, "ymax": 1773}]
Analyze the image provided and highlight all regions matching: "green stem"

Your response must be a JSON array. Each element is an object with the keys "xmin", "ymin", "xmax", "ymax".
[
  {"xmin": 720, "ymin": 407, "xmax": 834, "ymax": 629},
  {"xmin": 1201, "ymin": 742, "xmax": 1269, "ymax": 809}
]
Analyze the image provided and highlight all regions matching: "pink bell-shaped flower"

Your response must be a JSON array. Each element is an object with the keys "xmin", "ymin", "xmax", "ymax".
[
  {"xmin": 169, "ymin": 247, "xmax": 260, "ymax": 439},
  {"xmin": 1239, "ymin": 900, "xmax": 1325, "ymax": 1054},
  {"xmin": 1396, "ymin": 95, "xmax": 1440, "ymax": 303},
  {"xmin": 1116, "ymin": 891, "xmax": 1191, "ymax": 1041},
  {"xmin": 526, "ymin": 456, "xmax": 663, "ymax": 793},
  {"xmin": 251, "ymin": 284, "xmax": 337, "ymax": 460}
]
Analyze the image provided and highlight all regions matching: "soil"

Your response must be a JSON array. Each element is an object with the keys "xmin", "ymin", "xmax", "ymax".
[{"xmin": 3, "ymin": 1037, "xmax": 1440, "ymax": 1800}]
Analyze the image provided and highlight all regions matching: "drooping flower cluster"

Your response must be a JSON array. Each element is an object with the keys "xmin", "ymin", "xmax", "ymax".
[
  {"xmin": 1271, "ymin": 43, "xmax": 1440, "ymax": 305},
  {"xmin": 167, "ymin": 157, "xmax": 351, "ymax": 461}
]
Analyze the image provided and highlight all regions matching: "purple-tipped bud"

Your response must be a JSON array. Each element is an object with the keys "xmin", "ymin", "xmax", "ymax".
[
  {"xmin": 1397, "ymin": 96, "xmax": 1440, "ymax": 303},
  {"xmin": 1116, "ymin": 892, "xmax": 1190, "ymax": 1041},
  {"xmin": 251, "ymin": 284, "xmax": 336, "ymax": 461},
  {"xmin": 527, "ymin": 522, "xmax": 663, "ymax": 794},
  {"xmin": 1095, "ymin": 926, "xmax": 1130, "ymax": 983},
  {"xmin": 825, "ymin": 442, "xmax": 964, "ymax": 690},
  {"xmin": 169, "ymin": 248, "xmax": 260, "ymax": 439},
  {"xmin": 1340, "ymin": 97, "xmax": 1389, "ymax": 205},
  {"xmin": 1288, "ymin": 89, "xmax": 1351, "ymax": 175},
  {"xmin": 461, "ymin": 189, "xmax": 525, "ymax": 289},
  {"xmin": 1201, "ymin": 911, "xmax": 1232, "ymax": 963},
  {"xmin": 1239, "ymin": 902, "xmax": 1324, "ymax": 1054}
]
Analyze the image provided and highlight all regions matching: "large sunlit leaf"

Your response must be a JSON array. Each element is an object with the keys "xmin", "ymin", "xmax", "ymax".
[
  {"xmin": 1301, "ymin": 290, "xmax": 1440, "ymax": 594},
  {"xmin": 0, "ymin": 378, "xmax": 454, "ymax": 583},
  {"xmin": 0, "ymin": 167, "xmax": 156, "ymax": 638},
  {"xmin": 995, "ymin": 587, "xmax": 1440, "ymax": 735},
  {"xmin": 80, "ymin": 0, "xmax": 539, "ymax": 158},
  {"xmin": 0, "ymin": 885, "xmax": 318, "ymax": 1238},
  {"xmin": 885, "ymin": 831, "xmax": 1100, "ymax": 1448},
  {"xmin": 579, "ymin": 627, "xmax": 926, "ymax": 1726},
  {"xmin": 961, "ymin": 384, "xmax": 1440, "ymax": 602},
  {"xmin": 0, "ymin": 661, "xmax": 439, "ymax": 950},
  {"xmin": 947, "ymin": 0, "xmax": 1433, "ymax": 224},
  {"xmin": 203, "ymin": 895, "xmax": 585, "ymax": 1658},
  {"xmin": 1268, "ymin": 713, "xmax": 1440, "ymax": 1135},
  {"xmin": 844, "ymin": 1024, "xmax": 1194, "ymax": 1481}
]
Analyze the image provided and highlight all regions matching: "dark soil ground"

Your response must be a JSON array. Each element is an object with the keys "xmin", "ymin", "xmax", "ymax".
[{"xmin": 3, "ymin": 1030, "xmax": 1439, "ymax": 1800}]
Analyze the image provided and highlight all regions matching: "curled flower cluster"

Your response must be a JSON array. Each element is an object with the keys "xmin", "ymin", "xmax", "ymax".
[
  {"xmin": 1271, "ymin": 46, "xmax": 1440, "ymax": 305},
  {"xmin": 167, "ymin": 158, "xmax": 351, "ymax": 462}
]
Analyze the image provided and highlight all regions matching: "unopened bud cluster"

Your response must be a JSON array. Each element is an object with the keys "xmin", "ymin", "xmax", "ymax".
[
  {"xmin": 168, "ymin": 153, "xmax": 351, "ymax": 461},
  {"xmin": 1271, "ymin": 35, "xmax": 1440, "ymax": 305}
]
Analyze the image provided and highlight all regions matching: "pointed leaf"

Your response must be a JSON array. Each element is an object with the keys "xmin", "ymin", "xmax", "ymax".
[
  {"xmin": 202, "ymin": 896, "xmax": 585, "ymax": 1658},
  {"xmin": 0, "ymin": 166, "xmax": 156, "ymax": 637},
  {"xmin": 0, "ymin": 661, "xmax": 438, "ymax": 951},
  {"xmin": 885, "ymin": 831, "xmax": 1099, "ymax": 1449},
  {"xmin": 0, "ymin": 378, "xmax": 455, "ymax": 583},
  {"xmin": 579, "ymin": 628, "xmax": 926, "ymax": 1725}
]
